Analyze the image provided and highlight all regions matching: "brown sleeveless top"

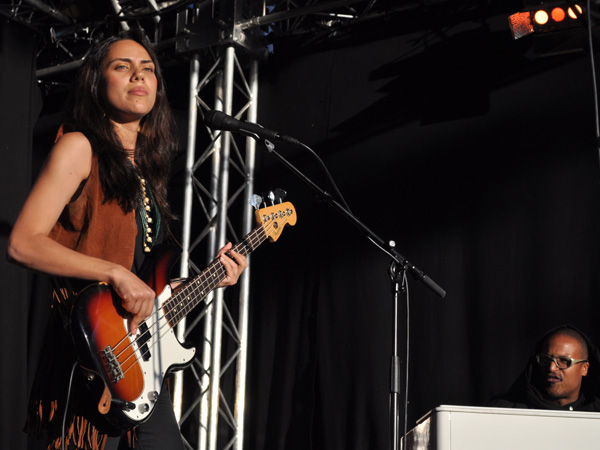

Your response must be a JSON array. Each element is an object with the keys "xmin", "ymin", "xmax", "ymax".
[{"xmin": 49, "ymin": 154, "xmax": 137, "ymax": 270}]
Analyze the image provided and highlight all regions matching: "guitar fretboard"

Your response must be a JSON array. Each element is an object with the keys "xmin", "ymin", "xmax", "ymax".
[{"xmin": 161, "ymin": 225, "xmax": 267, "ymax": 326}]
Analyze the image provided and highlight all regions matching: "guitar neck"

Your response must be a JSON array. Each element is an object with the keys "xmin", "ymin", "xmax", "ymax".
[{"xmin": 162, "ymin": 225, "xmax": 267, "ymax": 327}]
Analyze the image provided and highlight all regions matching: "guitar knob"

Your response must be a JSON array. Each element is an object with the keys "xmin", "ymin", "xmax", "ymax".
[
  {"xmin": 139, "ymin": 403, "xmax": 150, "ymax": 413},
  {"xmin": 149, "ymin": 391, "xmax": 159, "ymax": 401}
]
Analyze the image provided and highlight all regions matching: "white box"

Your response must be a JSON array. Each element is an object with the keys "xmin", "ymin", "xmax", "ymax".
[{"xmin": 403, "ymin": 404, "xmax": 600, "ymax": 450}]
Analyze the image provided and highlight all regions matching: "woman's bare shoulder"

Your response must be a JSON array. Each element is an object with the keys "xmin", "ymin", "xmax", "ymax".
[
  {"xmin": 53, "ymin": 131, "xmax": 92, "ymax": 154},
  {"xmin": 47, "ymin": 131, "xmax": 93, "ymax": 178}
]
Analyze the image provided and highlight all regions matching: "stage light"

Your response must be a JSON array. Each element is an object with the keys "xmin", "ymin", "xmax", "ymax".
[
  {"xmin": 551, "ymin": 7, "xmax": 565, "ymax": 22},
  {"xmin": 509, "ymin": 12, "xmax": 535, "ymax": 39},
  {"xmin": 534, "ymin": 10, "xmax": 549, "ymax": 25},
  {"xmin": 508, "ymin": 2, "xmax": 584, "ymax": 40},
  {"xmin": 568, "ymin": 5, "xmax": 583, "ymax": 19}
]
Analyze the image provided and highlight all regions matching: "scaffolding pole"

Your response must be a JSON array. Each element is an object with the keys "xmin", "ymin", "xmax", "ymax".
[
  {"xmin": 234, "ymin": 59, "xmax": 259, "ymax": 450},
  {"xmin": 205, "ymin": 44, "xmax": 235, "ymax": 450},
  {"xmin": 173, "ymin": 52, "xmax": 201, "ymax": 424},
  {"xmin": 174, "ymin": 44, "xmax": 258, "ymax": 450}
]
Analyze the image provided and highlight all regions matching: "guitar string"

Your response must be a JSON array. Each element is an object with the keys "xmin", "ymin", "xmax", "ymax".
[
  {"xmin": 161, "ymin": 225, "xmax": 264, "ymax": 323},
  {"xmin": 158, "ymin": 209, "xmax": 289, "ymax": 328},
  {"xmin": 115, "ymin": 215, "xmax": 285, "ymax": 376},
  {"xmin": 113, "ymin": 223, "xmax": 265, "ymax": 359},
  {"xmin": 111, "ymin": 245, "xmax": 253, "ymax": 373},
  {"xmin": 163, "ymin": 220, "xmax": 272, "ymax": 324},
  {"xmin": 111, "ymin": 241, "xmax": 255, "ymax": 371},
  {"xmin": 109, "ymin": 210, "xmax": 292, "ymax": 379},
  {"xmin": 110, "ymin": 231, "xmax": 263, "ymax": 377}
]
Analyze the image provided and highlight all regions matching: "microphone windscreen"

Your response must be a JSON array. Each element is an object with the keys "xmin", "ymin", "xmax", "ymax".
[{"xmin": 204, "ymin": 110, "xmax": 224, "ymax": 129}]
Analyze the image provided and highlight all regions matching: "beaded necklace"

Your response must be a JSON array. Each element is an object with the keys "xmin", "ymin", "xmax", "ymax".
[
  {"xmin": 128, "ymin": 135, "xmax": 160, "ymax": 253},
  {"xmin": 131, "ymin": 167, "xmax": 161, "ymax": 253},
  {"xmin": 138, "ymin": 176, "xmax": 152, "ymax": 252},
  {"xmin": 137, "ymin": 173, "xmax": 161, "ymax": 253}
]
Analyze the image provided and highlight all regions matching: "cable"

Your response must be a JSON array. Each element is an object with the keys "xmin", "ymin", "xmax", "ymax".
[
  {"xmin": 296, "ymin": 141, "xmax": 353, "ymax": 213},
  {"xmin": 62, "ymin": 361, "xmax": 79, "ymax": 450}
]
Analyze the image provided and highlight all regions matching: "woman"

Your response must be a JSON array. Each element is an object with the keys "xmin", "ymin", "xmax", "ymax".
[{"xmin": 7, "ymin": 30, "xmax": 247, "ymax": 450}]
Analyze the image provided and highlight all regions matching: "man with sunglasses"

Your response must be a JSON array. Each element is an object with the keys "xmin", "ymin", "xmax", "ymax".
[{"xmin": 489, "ymin": 325, "xmax": 600, "ymax": 411}]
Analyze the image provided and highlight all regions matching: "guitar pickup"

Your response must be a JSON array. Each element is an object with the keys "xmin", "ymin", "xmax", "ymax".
[
  {"xmin": 101, "ymin": 345, "xmax": 124, "ymax": 384},
  {"xmin": 137, "ymin": 321, "xmax": 152, "ymax": 362}
]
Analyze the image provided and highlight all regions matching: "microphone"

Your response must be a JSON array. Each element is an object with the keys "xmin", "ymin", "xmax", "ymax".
[{"xmin": 204, "ymin": 110, "xmax": 300, "ymax": 145}]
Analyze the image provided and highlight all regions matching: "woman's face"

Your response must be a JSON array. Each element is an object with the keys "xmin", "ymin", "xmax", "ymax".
[{"xmin": 101, "ymin": 39, "xmax": 158, "ymax": 123}]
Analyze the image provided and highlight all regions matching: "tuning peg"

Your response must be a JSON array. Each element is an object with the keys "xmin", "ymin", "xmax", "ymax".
[
  {"xmin": 273, "ymin": 188, "xmax": 287, "ymax": 204},
  {"xmin": 250, "ymin": 194, "xmax": 263, "ymax": 210},
  {"xmin": 267, "ymin": 191, "xmax": 275, "ymax": 205}
]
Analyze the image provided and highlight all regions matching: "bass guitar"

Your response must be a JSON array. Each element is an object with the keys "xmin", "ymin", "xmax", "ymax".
[{"xmin": 70, "ymin": 201, "xmax": 296, "ymax": 427}]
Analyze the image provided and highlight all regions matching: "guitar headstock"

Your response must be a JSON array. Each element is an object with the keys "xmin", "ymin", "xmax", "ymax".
[{"xmin": 255, "ymin": 201, "xmax": 297, "ymax": 242}]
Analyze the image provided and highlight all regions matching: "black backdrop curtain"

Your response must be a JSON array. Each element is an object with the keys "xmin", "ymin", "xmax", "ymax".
[
  {"xmin": 3, "ymin": 18, "xmax": 600, "ymax": 450},
  {"xmin": 0, "ymin": 20, "xmax": 41, "ymax": 450},
  {"xmin": 245, "ymin": 28, "xmax": 600, "ymax": 450}
]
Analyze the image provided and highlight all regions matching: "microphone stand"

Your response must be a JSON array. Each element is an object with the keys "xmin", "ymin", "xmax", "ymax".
[{"xmin": 258, "ymin": 138, "xmax": 446, "ymax": 450}]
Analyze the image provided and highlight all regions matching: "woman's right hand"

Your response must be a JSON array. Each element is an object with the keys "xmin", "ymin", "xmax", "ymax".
[{"xmin": 108, "ymin": 266, "xmax": 156, "ymax": 334}]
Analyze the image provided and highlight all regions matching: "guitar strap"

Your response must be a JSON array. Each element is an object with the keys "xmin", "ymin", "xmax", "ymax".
[{"xmin": 50, "ymin": 276, "xmax": 77, "ymax": 331}]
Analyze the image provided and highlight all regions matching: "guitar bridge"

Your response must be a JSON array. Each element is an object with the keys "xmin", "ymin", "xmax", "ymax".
[{"xmin": 101, "ymin": 345, "xmax": 124, "ymax": 383}]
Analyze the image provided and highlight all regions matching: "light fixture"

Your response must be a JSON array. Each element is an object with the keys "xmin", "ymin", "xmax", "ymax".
[{"xmin": 508, "ymin": 3, "xmax": 584, "ymax": 40}]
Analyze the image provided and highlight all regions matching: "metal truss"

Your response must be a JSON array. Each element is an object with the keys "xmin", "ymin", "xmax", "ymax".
[
  {"xmin": 7, "ymin": 0, "xmax": 596, "ymax": 76},
  {"xmin": 172, "ymin": 44, "xmax": 260, "ymax": 450},
  {"xmin": 238, "ymin": 0, "xmax": 418, "ymax": 46},
  {"xmin": 1, "ymin": 0, "xmax": 426, "ymax": 81}
]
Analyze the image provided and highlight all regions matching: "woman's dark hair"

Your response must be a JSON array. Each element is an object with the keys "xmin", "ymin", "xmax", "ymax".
[{"xmin": 63, "ymin": 29, "xmax": 177, "ymax": 224}]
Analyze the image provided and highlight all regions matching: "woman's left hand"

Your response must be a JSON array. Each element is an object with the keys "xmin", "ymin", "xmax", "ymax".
[{"xmin": 217, "ymin": 242, "xmax": 248, "ymax": 287}]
